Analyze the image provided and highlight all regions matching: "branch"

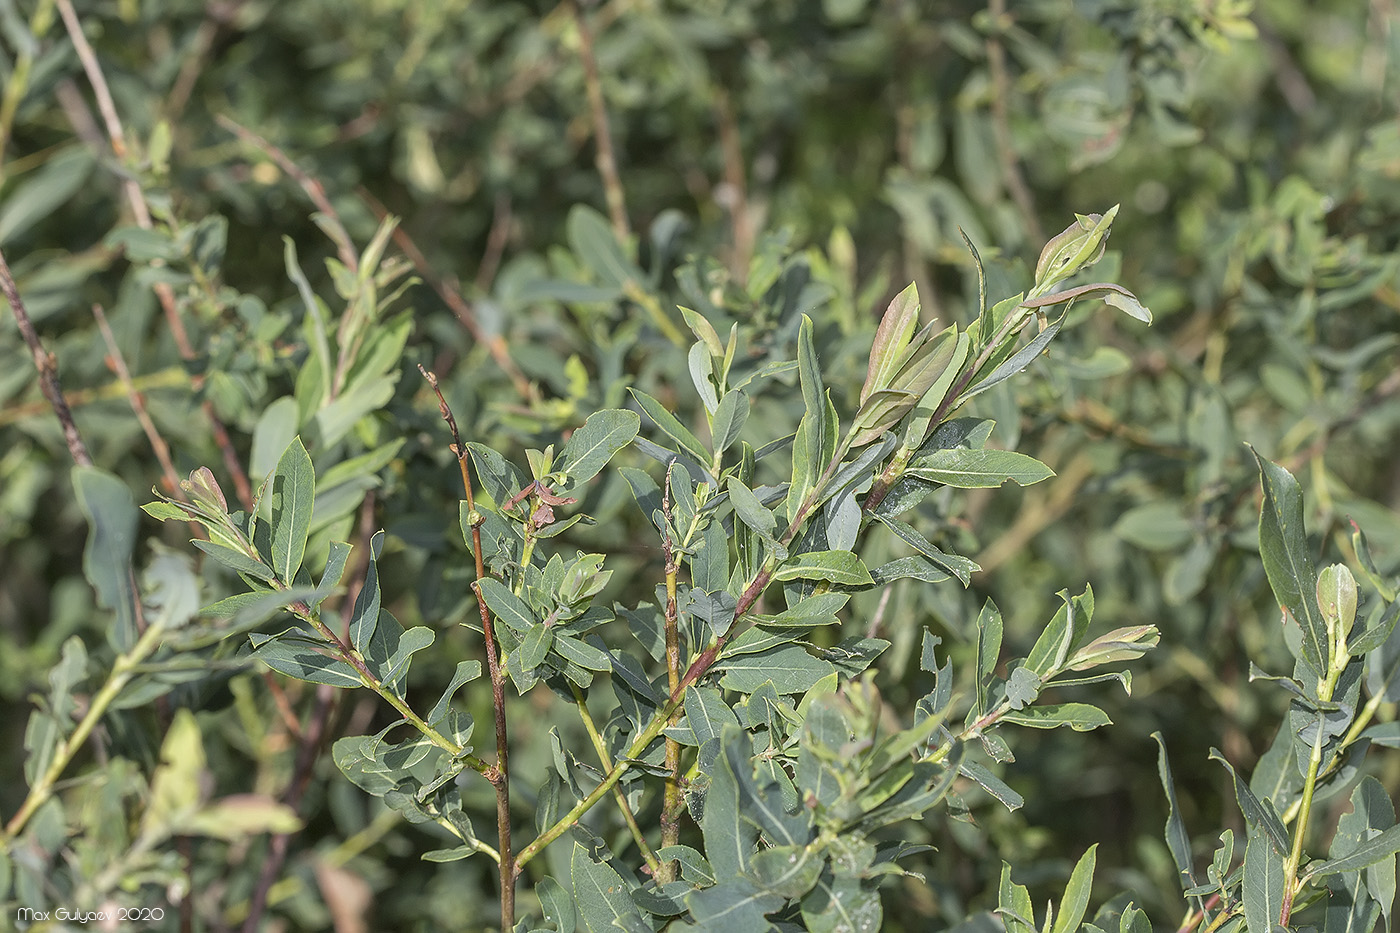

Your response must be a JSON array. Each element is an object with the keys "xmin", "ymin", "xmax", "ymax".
[
  {"xmin": 0, "ymin": 248, "xmax": 92, "ymax": 467},
  {"xmin": 570, "ymin": 0, "xmax": 631, "ymax": 242}
]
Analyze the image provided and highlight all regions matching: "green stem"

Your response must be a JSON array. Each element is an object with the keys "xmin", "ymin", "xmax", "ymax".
[
  {"xmin": 1279, "ymin": 658, "xmax": 1344, "ymax": 925},
  {"xmin": 515, "ymin": 696, "xmax": 679, "ymax": 874},
  {"xmin": 2, "ymin": 619, "xmax": 166, "ymax": 842},
  {"xmin": 571, "ymin": 684, "xmax": 664, "ymax": 878}
]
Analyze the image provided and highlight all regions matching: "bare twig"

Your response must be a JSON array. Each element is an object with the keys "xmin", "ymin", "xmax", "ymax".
[
  {"xmin": 91, "ymin": 304, "xmax": 182, "ymax": 495},
  {"xmin": 364, "ymin": 190, "xmax": 534, "ymax": 400},
  {"xmin": 474, "ymin": 190, "xmax": 513, "ymax": 294},
  {"xmin": 713, "ymin": 88, "xmax": 753, "ymax": 285},
  {"xmin": 216, "ymin": 114, "xmax": 359, "ymax": 274},
  {"xmin": 0, "ymin": 248, "xmax": 92, "ymax": 467},
  {"xmin": 420, "ymin": 365, "xmax": 516, "ymax": 930},
  {"xmin": 57, "ymin": 0, "xmax": 253, "ymax": 509},
  {"xmin": 985, "ymin": 0, "xmax": 1044, "ymax": 246},
  {"xmin": 569, "ymin": 0, "xmax": 631, "ymax": 242},
  {"xmin": 240, "ymin": 493, "xmax": 374, "ymax": 933},
  {"xmin": 166, "ymin": 1, "xmax": 247, "ymax": 118}
]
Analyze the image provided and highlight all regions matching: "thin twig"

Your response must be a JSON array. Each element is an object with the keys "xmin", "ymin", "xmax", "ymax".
[
  {"xmin": 659, "ymin": 460, "xmax": 682, "ymax": 879},
  {"xmin": 216, "ymin": 114, "xmax": 359, "ymax": 274},
  {"xmin": 0, "ymin": 248, "xmax": 92, "ymax": 467},
  {"xmin": 713, "ymin": 88, "xmax": 753, "ymax": 286},
  {"xmin": 91, "ymin": 304, "xmax": 182, "ymax": 495},
  {"xmin": 56, "ymin": 0, "xmax": 253, "ymax": 509},
  {"xmin": 166, "ymin": 1, "xmax": 247, "ymax": 118},
  {"xmin": 239, "ymin": 493, "xmax": 374, "ymax": 933},
  {"xmin": 569, "ymin": 0, "xmax": 631, "ymax": 242},
  {"xmin": 985, "ymin": 0, "xmax": 1043, "ymax": 246},
  {"xmin": 364, "ymin": 192, "xmax": 534, "ymax": 401},
  {"xmin": 420, "ymin": 365, "xmax": 516, "ymax": 930},
  {"xmin": 474, "ymin": 190, "xmax": 513, "ymax": 294}
]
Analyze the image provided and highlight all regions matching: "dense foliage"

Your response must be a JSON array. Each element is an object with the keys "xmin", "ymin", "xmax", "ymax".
[{"xmin": 2, "ymin": 1, "xmax": 1398, "ymax": 931}]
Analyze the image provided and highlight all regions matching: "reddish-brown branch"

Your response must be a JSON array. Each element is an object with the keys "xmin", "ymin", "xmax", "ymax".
[
  {"xmin": 57, "ymin": 1, "xmax": 253, "ymax": 508},
  {"xmin": 217, "ymin": 115, "xmax": 359, "ymax": 274},
  {"xmin": 0, "ymin": 248, "xmax": 92, "ymax": 467},
  {"xmin": 420, "ymin": 366, "xmax": 515, "ymax": 929},
  {"xmin": 570, "ymin": 0, "xmax": 630, "ymax": 242},
  {"xmin": 92, "ymin": 305, "xmax": 183, "ymax": 497},
  {"xmin": 371, "ymin": 195, "xmax": 534, "ymax": 402}
]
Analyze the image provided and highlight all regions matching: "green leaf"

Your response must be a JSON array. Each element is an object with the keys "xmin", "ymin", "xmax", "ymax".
[
  {"xmin": 378, "ymin": 626, "xmax": 436, "ymax": 694},
  {"xmin": 191, "ymin": 539, "xmax": 275, "ymax": 582},
  {"xmin": 349, "ymin": 531, "xmax": 385, "ymax": 653},
  {"xmin": 250, "ymin": 397, "xmax": 301, "ymax": 482},
  {"xmin": 711, "ymin": 390, "xmax": 751, "ymax": 455},
  {"xmin": 141, "ymin": 709, "xmax": 206, "ymax": 837},
  {"xmin": 251, "ymin": 632, "xmax": 361, "ymax": 687},
  {"xmin": 570, "ymin": 841, "xmax": 646, "ymax": 932},
  {"xmin": 476, "ymin": 578, "xmax": 538, "ymax": 635},
  {"xmin": 427, "ymin": 660, "xmax": 483, "ymax": 725},
  {"xmin": 1307, "ymin": 823, "xmax": 1400, "ymax": 877},
  {"xmin": 1, "ymin": 148, "xmax": 95, "ymax": 246},
  {"xmin": 870, "ymin": 513, "xmax": 979, "ymax": 585},
  {"xmin": 975, "ymin": 600, "xmax": 1003, "ymax": 716},
  {"xmin": 1152, "ymin": 733, "xmax": 1197, "ymax": 896},
  {"xmin": 559, "ymin": 409, "xmax": 641, "ymax": 487},
  {"xmin": 907, "ymin": 448, "xmax": 1054, "ymax": 488},
  {"xmin": 861, "ymin": 282, "xmax": 921, "ymax": 403},
  {"xmin": 773, "ymin": 551, "xmax": 874, "ymax": 586},
  {"xmin": 554, "ymin": 634, "xmax": 612, "ymax": 672},
  {"xmin": 73, "ymin": 467, "xmax": 139, "ymax": 650},
  {"xmin": 684, "ymin": 687, "xmax": 742, "ymax": 747},
  {"xmin": 539, "ymin": 876, "xmax": 578, "ymax": 933},
  {"xmin": 797, "ymin": 314, "xmax": 826, "ymax": 427},
  {"xmin": 1001, "ymin": 703, "xmax": 1111, "ymax": 731},
  {"xmin": 516, "ymin": 623, "xmax": 553, "ymax": 673},
  {"xmin": 701, "ymin": 728, "xmax": 756, "ymax": 878},
  {"xmin": 688, "ymin": 878, "xmax": 785, "ymax": 931},
  {"xmin": 1052, "ymin": 845, "xmax": 1097, "ymax": 933},
  {"xmin": 727, "ymin": 476, "xmax": 777, "ymax": 541},
  {"xmin": 23, "ymin": 638, "xmax": 87, "ymax": 786},
  {"xmin": 751, "ymin": 843, "xmax": 824, "ymax": 899},
  {"xmin": 1243, "ymin": 824, "xmax": 1286, "ymax": 933},
  {"xmin": 567, "ymin": 204, "xmax": 642, "ymax": 288},
  {"xmin": 1208, "ymin": 750, "xmax": 1289, "ymax": 853},
  {"xmin": 717, "ymin": 645, "xmax": 837, "ymax": 694},
  {"xmin": 269, "ymin": 438, "xmax": 315, "ymax": 583},
  {"xmin": 803, "ymin": 874, "xmax": 882, "ymax": 933},
  {"xmin": 1250, "ymin": 448, "xmax": 1327, "ymax": 677}
]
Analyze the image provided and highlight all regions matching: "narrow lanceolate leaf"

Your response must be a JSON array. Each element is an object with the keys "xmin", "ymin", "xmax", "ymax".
[
  {"xmin": 630, "ymin": 389, "xmax": 710, "ymax": 464},
  {"xmin": 797, "ymin": 314, "xmax": 825, "ymax": 427},
  {"xmin": 349, "ymin": 531, "xmax": 385, "ymax": 653},
  {"xmin": 870, "ymin": 513, "xmax": 979, "ymax": 585},
  {"xmin": 907, "ymin": 448, "xmax": 1054, "ymax": 488},
  {"xmin": 1242, "ymin": 824, "xmax": 1286, "ymax": 933},
  {"xmin": 1152, "ymin": 732, "xmax": 1197, "ymax": 895},
  {"xmin": 711, "ymin": 389, "xmax": 751, "ymax": 455},
  {"xmin": 959, "ymin": 313, "xmax": 1064, "ymax": 405},
  {"xmin": 1000, "ymin": 703, "xmax": 1111, "ymax": 731},
  {"xmin": 558, "ymin": 409, "xmax": 641, "ymax": 487},
  {"xmin": 861, "ymin": 282, "xmax": 921, "ymax": 404},
  {"xmin": 1051, "ymin": 844, "xmax": 1097, "ymax": 933},
  {"xmin": 1306, "ymin": 822, "xmax": 1400, "ymax": 877},
  {"xmin": 773, "ymin": 551, "xmax": 874, "ymax": 586},
  {"xmin": 270, "ymin": 438, "xmax": 315, "ymax": 583},
  {"xmin": 1250, "ymin": 448, "xmax": 1327, "ymax": 678}
]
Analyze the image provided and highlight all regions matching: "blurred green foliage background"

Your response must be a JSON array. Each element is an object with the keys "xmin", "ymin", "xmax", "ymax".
[{"xmin": 2, "ymin": 0, "xmax": 1398, "ymax": 928}]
